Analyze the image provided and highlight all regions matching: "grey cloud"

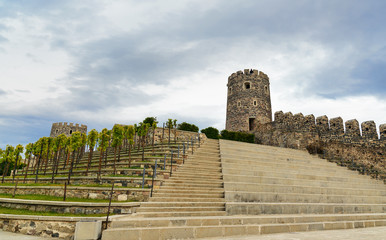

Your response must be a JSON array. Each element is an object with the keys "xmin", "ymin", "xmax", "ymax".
[{"xmin": 0, "ymin": 35, "xmax": 8, "ymax": 43}]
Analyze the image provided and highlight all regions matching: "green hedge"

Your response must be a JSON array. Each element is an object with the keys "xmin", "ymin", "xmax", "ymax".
[
  {"xmin": 220, "ymin": 130, "xmax": 254, "ymax": 143},
  {"xmin": 201, "ymin": 127, "xmax": 220, "ymax": 139}
]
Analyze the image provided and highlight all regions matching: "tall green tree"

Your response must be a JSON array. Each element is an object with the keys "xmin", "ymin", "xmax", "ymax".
[
  {"xmin": 126, "ymin": 125, "xmax": 135, "ymax": 167},
  {"xmin": 97, "ymin": 128, "xmax": 109, "ymax": 179},
  {"xmin": 43, "ymin": 137, "xmax": 53, "ymax": 175},
  {"xmin": 173, "ymin": 119, "xmax": 177, "ymax": 143},
  {"xmin": 12, "ymin": 144, "xmax": 24, "ymax": 183},
  {"xmin": 23, "ymin": 143, "xmax": 33, "ymax": 183},
  {"xmin": 112, "ymin": 125, "xmax": 124, "ymax": 175},
  {"xmin": 34, "ymin": 137, "xmax": 46, "ymax": 183},
  {"xmin": 67, "ymin": 132, "xmax": 82, "ymax": 184},
  {"xmin": 51, "ymin": 134, "xmax": 67, "ymax": 183},
  {"xmin": 151, "ymin": 120, "xmax": 158, "ymax": 153},
  {"xmin": 143, "ymin": 117, "xmax": 157, "ymax": 126},
  {"xmin": 86, "ymin": 129, "xmax": 98, "ymax": 175},
  {"xmin": 167, "ymin": 119, "xmax": 173, "ymax": 145},
  {"xmin": 1, "ymin": 145, "xmax": 14, "ymax": 183},
  {"xmin": 138, "ymin": 122, "xmax": 150, "ymax": 161}
]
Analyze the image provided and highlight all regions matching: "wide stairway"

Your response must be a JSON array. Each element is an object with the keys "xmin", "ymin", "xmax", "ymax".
[{"xmin": 102, "ymin": 139, "xmax": 386, "ymax": 240}]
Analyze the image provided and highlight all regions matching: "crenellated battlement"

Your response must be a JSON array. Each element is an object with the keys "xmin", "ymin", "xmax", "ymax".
[
  {"xmin": 50, "ymin": 122, "xmax": 87, "ymax": 138},
  {"xmin": 272, "ymin": 110, "xmax": 385, "ymax": 142},
  {"xmin": 228, "ymin": 68, "xmax": 269, "ymax": 83}
]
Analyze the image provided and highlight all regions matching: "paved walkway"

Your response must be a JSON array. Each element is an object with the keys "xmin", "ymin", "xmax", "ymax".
[
  {"xmin": 2, "ymin": 227, "xmax": 386, "ymax": 239},
  {"xmin": 200, "ymin": 227, "xmax": 386, "ymax": 240},
  {"xmin": 0, "ymin": 230, "xmax": 45, "ymax": 240}
]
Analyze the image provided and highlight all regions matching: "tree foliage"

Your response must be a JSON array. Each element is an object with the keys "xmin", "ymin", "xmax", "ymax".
[
  {"xmin": 220, "ymin": 130, "xmax": 254, "ymax": 143},
  {"xmin": 201, "ymin": 127, "xmax": 220, "ymax": 139},
  {"xmin": 178, "ymin": 122, "xmax": 199, "ymax": 132},
  {"xmin": 143, "ymin": 117, "xmax": 157, "ymax": 126}
]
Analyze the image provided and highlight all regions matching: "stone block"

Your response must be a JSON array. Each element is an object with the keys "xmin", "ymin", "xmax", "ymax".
[
  {"xmin": 159, "ymin": 227, "xmax": 194, "ymax": 239},
  {"xmin": 195, "ymin": 226, "xmax": 223, "ymax": 238},
  {"xmin": 224, "ymin": 225, "xmax": 247, "ymax": 236},
  {"xmin": 260, "ymin": 224, "xmax": 290, "ymax": 234},
  {"xmin": 117, "ymin": 194, "xmax": 128, "ymax": 201},
  {"xmin": 74, "ymin": 221, "xmax": 102, "ymax": 240},
  {"xmin": 88, "ymin": 193, "xmax": 98, "ymax": 199}
]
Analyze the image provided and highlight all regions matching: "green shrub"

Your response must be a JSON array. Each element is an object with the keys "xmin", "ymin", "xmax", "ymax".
[
  {"xmin": 220, "ymin": 130, "xmax": 254, "ymax": 143},
  {"xmin": 178, "ymin": 122, "xmax": 199, "ymax": 132},
  {"xmin": 201, "ymin": 127, "xmax": 220, "ymax": 139},
  {"xmin": 143, "ymin": 117, "xmax": 157, "ymax": 126}
]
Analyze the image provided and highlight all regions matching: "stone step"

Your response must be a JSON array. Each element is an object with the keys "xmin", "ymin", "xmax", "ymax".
[
  {"xmin": 103, "ymin": 214, "xmax": 386, "ymax": 240},
  {"xmin": 149, "ymin": 197, "xmax": 225, "ymax": 202},
  {"xmin": 222, "ymin": 168, "xmax": 383, "ymax": 186},
  {"xmin": 176, "ymin": 169, "xmax": 222, "ymax": 175},
  {"xmin": 225, "ymin": 191, "xmax": 386, "ymax": 204},
  {"xmin": 226, "ymin": 202, "xmax": 386, "ymax": 215},
  {"xmin": 136, "ymin": 206, "xmax": 225, "ymax": 213},
  {"xmin": 170, "ymin": 174, "xmax": 223, "ymax": 180},
  {"xmin": 164, "ymin": 178, "xmax": 223, "ymax": 184},
  {"xmin": 109, "ymin": 213, "xmax": 386, "ymax": 228},
  {"xmin": 221, "ymin": 159, "xmax": 371, "ymax": 179},
  {"xmin": 162, "ymin": 182, "xmax": 223, "ymax": 188},
  {"xmin": 222, "ymin": 173, "xmax": 386, "ymax": 190},
  {"xmin": 152, "ymin": 193, "xmax": 224, "ymax": 199},
  {"xmin": 225, "ymin": 182, "xmax": 386, "ymax": 196},
  {"xmin": 155, "ymin": 188, "xmax": 224, "ymax": 194},
  {"xmin": 184, "ymin": 161, "xmax": 222, "ymax": 167},
  {"xmin": 221, "ymin": 155, "xmax": 367, "ymax": 174},
  {"xmin": 140, "ymin": 202, "xmax": 225, "ymax": 208},
  {"xmin": 133, "ymin": 211, "xmax": 227, "ymax": 218}
]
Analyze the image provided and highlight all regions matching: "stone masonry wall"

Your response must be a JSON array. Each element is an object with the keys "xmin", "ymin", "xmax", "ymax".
[
  {"xmin": 226, "ymin": 69, "xmax": 272, "ymax": 132},
  {"xmin": 50, "ymin": 122, "xmax": 87, "ymax": 138},
  {"xmin": 255, "ymin": 111, "xmax": 386, "ymax": 179}
]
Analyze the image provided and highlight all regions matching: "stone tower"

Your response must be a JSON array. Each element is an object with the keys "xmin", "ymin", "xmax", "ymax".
[
  {"xmin": 50, "ymin": 122, "xmax": 87, "ymax": 138},
  {"xmin": 226, "ymin": 69, "xmax": 272, "ymax": 132}
]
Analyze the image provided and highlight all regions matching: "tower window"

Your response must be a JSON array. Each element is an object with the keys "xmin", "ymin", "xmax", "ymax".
[
  {"xmin": 264, "ymin": 86, "xmax": 268, "ymax": 94},
  {"xmin": 244, "ymin": 82, "xmax": 251, "ymax": 89},
  {"xmin": 237, "ymin": 101, "xmax": 241, "ymax": 107},
  {"xmin": 253, "ymin": 100, "xmax": 257, "ymax": 106},
  {"xmin": 70, "ymin": 130, "xmax": 73, "ymax": 134},
  {"xmin": 229, "ymin": 87, "xmax": 232, "ymax": 95}
]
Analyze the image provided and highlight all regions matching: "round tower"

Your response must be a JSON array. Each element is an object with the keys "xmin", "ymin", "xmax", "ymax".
[{"xmin": 226, "ymin": 68, "xmax": 272, "ymax": 132}]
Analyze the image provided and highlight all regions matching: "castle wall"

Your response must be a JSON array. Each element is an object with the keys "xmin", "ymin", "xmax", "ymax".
[
  {"xmin": 50, "ymin": 122, "xmax": 87, "ymax": 138},
  {"xmin": 226, "ymin": 69, "xmax": 272, "ymax": 132},
  {"xmin": 254, "ymin": 111, "xmax": 386, "ymax": 179}
]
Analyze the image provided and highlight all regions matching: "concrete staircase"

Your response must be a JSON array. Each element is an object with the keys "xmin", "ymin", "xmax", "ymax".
[
  {"xmin": 133, "ymin": 139, "xmax": 225, "ymax": 218},
  {"xmin": 102, "ymin": 139, "xmax": 386, "ymax": 240}
]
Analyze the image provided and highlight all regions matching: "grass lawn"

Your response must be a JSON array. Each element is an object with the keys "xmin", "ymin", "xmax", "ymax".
[{"xmin": 0, "ymin": 193, "xmax": 139, "ymax": 202}]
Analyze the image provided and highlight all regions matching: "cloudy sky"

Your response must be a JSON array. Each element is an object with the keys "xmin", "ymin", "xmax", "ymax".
[{"xmin": 1, "ymin": 0, "xmax": 386, "ymax": 148}]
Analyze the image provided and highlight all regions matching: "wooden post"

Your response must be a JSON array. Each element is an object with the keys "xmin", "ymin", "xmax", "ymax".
[
  {"xmin": 12, "ymin": 178, "xmax": 19, "ymax": 198},
  {"xmin": 63, "ymin": 182, "xmax": 67, "ymax": 201},
  {"xmin": 105, "ymin": 182, "xmax": 115, "ymax": 230}
]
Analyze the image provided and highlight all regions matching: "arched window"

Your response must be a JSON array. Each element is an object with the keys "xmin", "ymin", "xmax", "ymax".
[
  {"xmin": 264, "ymin": 85, "xmax": 269, "ymax": 94},
  {"xmin": 244, "ymin": 82, "xmax": 251, "ymax": 89},
  {"xmin": 253, "ymin": 100, "xmax": 257, "ymax": 106}
]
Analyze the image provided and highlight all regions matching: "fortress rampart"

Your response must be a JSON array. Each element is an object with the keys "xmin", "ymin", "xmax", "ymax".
[
  {"xmin": 271, "ymin": 110, "xmax": 385, "ymax": 144},
  {"xmin": 50, "ymin": 122, "xmax": 87, "ymax": 137},
  {"xmin": 255, "ymin": 111, "xmax": 386, "ymax": 179}
]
